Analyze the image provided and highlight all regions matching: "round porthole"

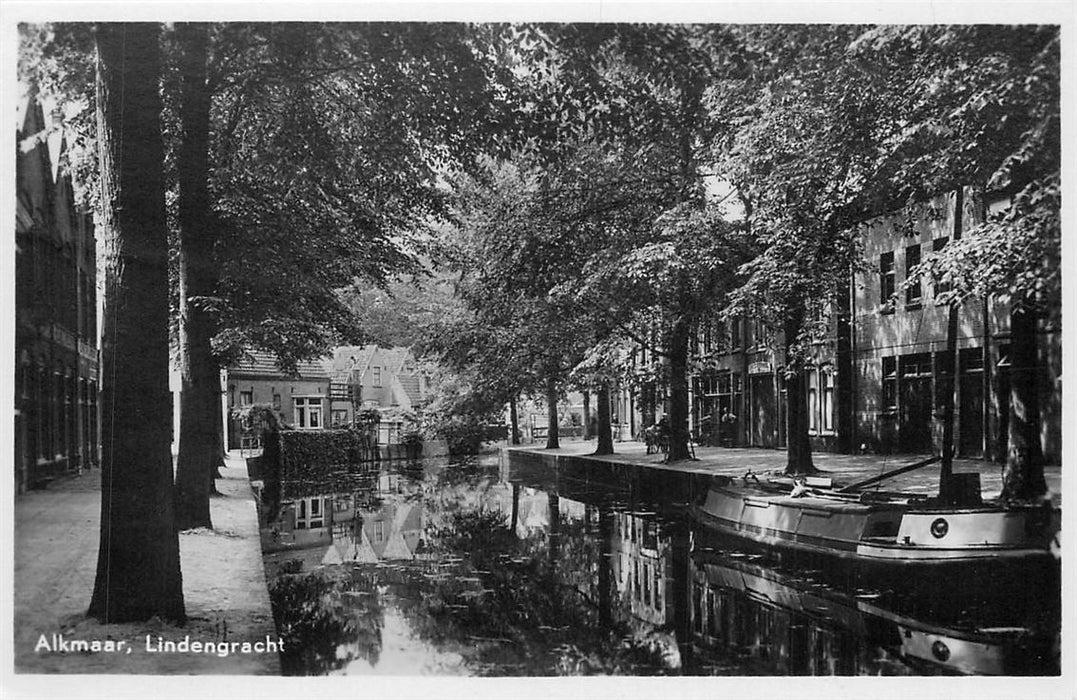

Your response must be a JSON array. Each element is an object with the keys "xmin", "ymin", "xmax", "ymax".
[
  {"xmin": 932, "ymin": 640, "xmax": 951, "ymax": 662},
  {"xmin": 930, "ymin": 518, "xmax": 949, "ymax": 539}
]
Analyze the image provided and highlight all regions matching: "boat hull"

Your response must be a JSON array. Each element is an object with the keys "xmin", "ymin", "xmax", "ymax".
[{"xmin": 694, "ymin": 478, "xmax": 1059, "ymax": 565}]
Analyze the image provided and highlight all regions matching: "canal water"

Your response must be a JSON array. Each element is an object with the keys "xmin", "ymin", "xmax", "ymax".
[{"xmin": 259, "ymin": 451, "xmax": 1060, "ymax": 676}]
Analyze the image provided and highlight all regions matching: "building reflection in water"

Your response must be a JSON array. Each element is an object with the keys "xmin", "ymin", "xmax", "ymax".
[{"xmin": 259, "ymin": 454, "xmax": 1059, "ymax": 676}]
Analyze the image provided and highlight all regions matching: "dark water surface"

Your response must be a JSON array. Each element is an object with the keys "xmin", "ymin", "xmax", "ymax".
[{"xmin": 260, "ymin": 451, "xmax": 1060, "ymax": 676}]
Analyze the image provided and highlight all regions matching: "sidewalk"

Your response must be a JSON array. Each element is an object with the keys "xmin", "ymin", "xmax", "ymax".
[
  {"xmin": 12, "ymin": 452, "xmax": 280, "ymax": 675},
  {"xmin": 509, "ymin": 439, "xmax": 1063, "ymax": 504}
]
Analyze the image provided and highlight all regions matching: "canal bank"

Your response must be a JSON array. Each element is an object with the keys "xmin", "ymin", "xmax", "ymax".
[
  {"xmin": 503, "ymin": 440, "xmax": 1063, "ymax": 505},
  {"xmin": 11, "ymin": 451, "xmax": 280, "ymax": 675}
]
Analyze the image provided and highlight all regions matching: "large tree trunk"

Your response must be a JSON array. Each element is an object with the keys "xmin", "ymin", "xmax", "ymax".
[
  {"xmin": 1000, "ymin": 306, "xmax": 1047, "ymax": 502},
  {"xmin": 783, "ymin": 305, "xmax": 818, "ymax": 475},
  {"xmin": 88, "ymin": 22, "xmax": 186, "ymax": 624},
  {"xmin": 544, "ymin": 374, "xmax": 560, "ymax": 449},
  {"xmin": 666, "ymin": 317, "xmax": 692, "ymax": 461},
  {"xmin": 594, "ymin": 383, "xmax": 614, "ymax": 455},
  {"xmin": 174, "ymin": 22, "xmax": 218, "ymax": 530}
]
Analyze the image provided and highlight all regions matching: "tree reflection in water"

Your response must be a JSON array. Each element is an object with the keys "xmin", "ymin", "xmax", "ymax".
[
  {"xmin": 268, "ymin": 504, "xmax": 676, "ymax": 676},
  {"xmin": 269, "ymin": 565, "xmax": 384, "ymax": 675},
  {"xmin": 265, "ymin": 454, "xmax": 1059, "ymax": 676}
]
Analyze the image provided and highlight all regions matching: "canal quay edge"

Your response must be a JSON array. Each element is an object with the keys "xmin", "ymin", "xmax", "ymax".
[
  {"xmin": 501, "ymin": 440, "xmax": 1064, "ymax": 504},
  {"xmin": 12, "ymin": 451, "xmax": 281, "ymax": 675}
]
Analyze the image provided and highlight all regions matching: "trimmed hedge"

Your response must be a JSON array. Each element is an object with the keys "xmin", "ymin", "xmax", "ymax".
[{"xmin": 275, "ymin": 429, "xmax": 379, "ymax": 499}]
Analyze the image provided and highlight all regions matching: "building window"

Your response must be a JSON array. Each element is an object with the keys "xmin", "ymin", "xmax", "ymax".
[
  {"xmin": 808, "ymin": 370, "xmax": 820, "ymax": 434},
  {"xmin": 294, "ymin": 397, "xmax": 323, "ymax": 429},
  {"xmin": 902, "ymin": 353, "xmax": 933, "ymax": 379},
  {"xmin": 932, "ymin": 237, "xmax": 951, "ymax": 297},
  {"xmin": 272, "ymin": 393, "xmax": 281, "ymax": 410},
  {"xmin": 879, "ymin": 251, "xmax": 895, "ymax": 313},
  {"xmin": 905, "ymin": 244, "xmax": 922, "ymax": 308},
  {"xmin": 820, "ymin": 368, "xmax": 834, "ymax": 433},
  {"xmin": 372, "ymin": 366, "xmax": 382, "ymax": 387},
  {"xmin": 375, "ymin": 520, "xmax": 385, "ymax": 543},
  {"xmin": 751, "ymin": 319, "xmax": 770, "ymax": 349},
  {"xmin": 331, "ymin": 409, "xmax": 349, "ymax": 427},
  {"xmin": 882, "ymin": 357, "xmax": 897, "ymax": 412},
  {"xmin": 730, "ymin": 317, "xmax": 743, "ymax": 349},
  {"xmin": 294, "ymin": 497, "xmax": 325, "ymax": 529},
  {"xmin": 240, "ymin": 390, "xmax": 253, "ymax": 406}
]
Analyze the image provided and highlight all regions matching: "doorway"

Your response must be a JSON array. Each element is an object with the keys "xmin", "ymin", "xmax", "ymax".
[{"xmin": 899, "ymin": 353, "xmax": 933, "ymax": 453}]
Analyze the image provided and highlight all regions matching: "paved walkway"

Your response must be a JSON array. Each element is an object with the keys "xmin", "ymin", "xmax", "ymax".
[
  {"xmin": 12, "ymin": 452, "xmax": 280, "ymax": 675},
  {"xmin": 509, "ymin": 438, "xmax": 1063, "ymax": 503}
]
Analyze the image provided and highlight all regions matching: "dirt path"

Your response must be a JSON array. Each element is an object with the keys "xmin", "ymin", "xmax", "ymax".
[{"xmin": 12, "ymin": 454, "xmax": 280, "ymax": 675}]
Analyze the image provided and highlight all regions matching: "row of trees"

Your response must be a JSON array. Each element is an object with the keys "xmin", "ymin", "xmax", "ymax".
[
  {"xmin": 18, "ymin": 21, "xmax": 1058, "ymax": 624},
  {"xmin": 21, "ymin": 22, "xmax": 517, "ymax": 623},
  {"xmin": 428, "ymin": 25, "xmax": 1059, "ymax": 495}
]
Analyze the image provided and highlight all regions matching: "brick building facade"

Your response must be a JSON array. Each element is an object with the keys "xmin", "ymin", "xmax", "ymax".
[
  {"xmin": 15, "ymin": 94, "xmax": 99, "ymax": 492},
  {"xmin": 686, "ymin": 188, "xmax": 1060, "ymax": 463}
]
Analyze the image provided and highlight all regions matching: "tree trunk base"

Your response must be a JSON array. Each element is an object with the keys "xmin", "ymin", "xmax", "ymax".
[{"xmin": 784, "ymin": 465, "xmax": 822, "ymax": 476}]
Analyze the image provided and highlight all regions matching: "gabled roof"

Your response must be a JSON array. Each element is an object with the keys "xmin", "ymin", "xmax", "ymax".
[
  {"xmin": 229, "ymin": 348, "xmax": 330, "ymax": 379},
  {"xmin": 325, "ymin": 345, "xmax": 377, "ymax": 383}
]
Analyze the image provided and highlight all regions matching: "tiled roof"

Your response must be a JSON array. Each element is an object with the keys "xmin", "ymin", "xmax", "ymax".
[
  {"xmin": 229, "ymin": 349, "xmax": 330, "ymax": 379},
  {"xmin": 397, "ymin": 375, "xmax": 422, "ymax": 403}
]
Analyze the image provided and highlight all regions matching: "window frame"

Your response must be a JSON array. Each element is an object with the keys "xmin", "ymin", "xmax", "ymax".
[
  {"xmin": 293, "ymin": 396, "xmax": 324, "ymax": 430},
  {"xmin": 879, "ymin": 251, "xmax": 896, "ymax": 313},
  {"xmin": 881, "ymin": 356, "xmax": 898, "ymax": 414},
  {"xmin": 905, "ymin": 244, "xmax": 923, "ymax": 308}
]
